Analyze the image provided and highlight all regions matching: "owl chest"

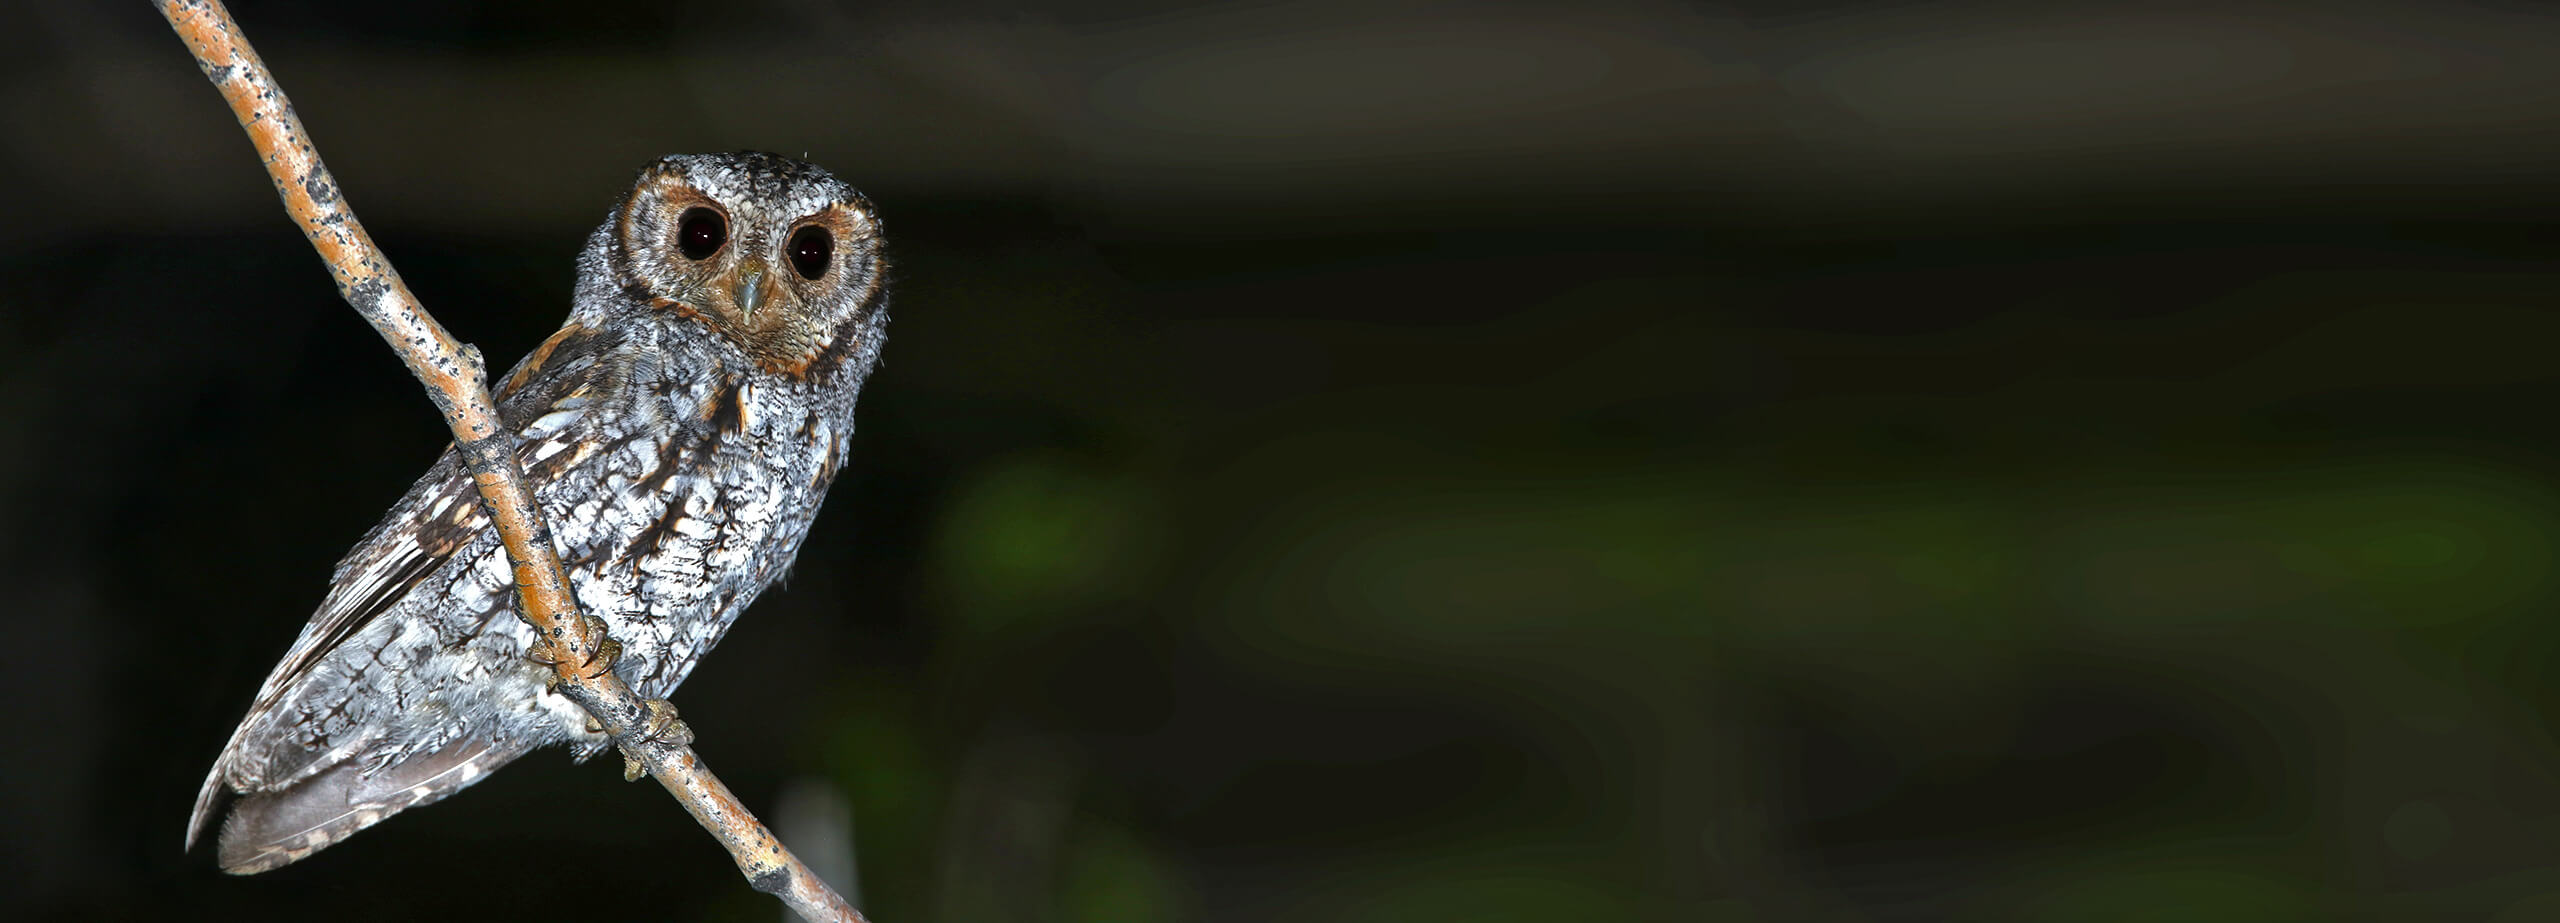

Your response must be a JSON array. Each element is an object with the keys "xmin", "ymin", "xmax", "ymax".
[{"xmin": 535, "ymin": 374, "xmax": 850, "ymax": 694}]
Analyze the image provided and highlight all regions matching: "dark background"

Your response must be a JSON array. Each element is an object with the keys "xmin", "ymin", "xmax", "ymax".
[{"xmin": 7, "ymin": 0, "xmax": 2560, "ymax": 919}]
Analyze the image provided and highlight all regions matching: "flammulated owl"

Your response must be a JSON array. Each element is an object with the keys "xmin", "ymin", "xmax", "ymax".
[{"xmin": 186, "ymin": 152, "xmax": 888, "ymax": 873}]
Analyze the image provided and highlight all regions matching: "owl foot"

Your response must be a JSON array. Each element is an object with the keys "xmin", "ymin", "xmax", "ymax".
[
  {"xmin": 585, "ymin": 635, "xmax": 625, "ymax": 680},
  {"xmin": 574, "ymin": 609, "xmax": 623, "ymax": 679},
  {"xmin": 529, "ymin": 611, "xmax": 623, "ymax": 691},
  {"xmin": 620, "ymin": 698, "xmax": 695, "ymax": 781}
]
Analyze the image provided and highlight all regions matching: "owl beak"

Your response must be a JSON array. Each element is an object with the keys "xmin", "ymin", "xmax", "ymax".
[{"xmin": 730, "ymin": 259, "xmax": 774, "ymax": 319}]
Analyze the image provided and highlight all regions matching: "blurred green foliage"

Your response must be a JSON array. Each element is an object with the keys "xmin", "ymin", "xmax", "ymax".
[{"xmin": 932, "ymin": 457, "xmax": 1167, "ymax": 639}]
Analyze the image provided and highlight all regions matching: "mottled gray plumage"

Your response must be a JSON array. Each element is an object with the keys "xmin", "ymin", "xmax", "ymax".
[{"xmin": 188, "ymin": 152, "xmax": 888, "ymax": 873}]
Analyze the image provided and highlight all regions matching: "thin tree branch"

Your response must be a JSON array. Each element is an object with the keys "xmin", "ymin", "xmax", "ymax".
[{"xmin": 156, "ymin": 2, "xmax": 864, "ymax": 919}]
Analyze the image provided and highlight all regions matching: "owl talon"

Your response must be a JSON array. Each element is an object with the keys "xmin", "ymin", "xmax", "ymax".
[
  {"xmin": 640, "ymin": 698, "xmax": 695, "ymax": 747},
  {"xmin": 568, "ymin": 611, "xmax": 620, "ymax": 678},
  {"xmin": 530, "ymin": 612, "xmax": 622, "ymax": 680},
  {"xmin": 583, "ymin": 639, "xmax": 623, "ymax": 679},
  {"xmin": 616, "ymin": 699, "xmax": 692, "ymax": 782}
]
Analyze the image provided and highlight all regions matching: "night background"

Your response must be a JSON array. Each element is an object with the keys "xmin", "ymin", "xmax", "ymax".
[{"xmin": 6, "ymin": 0, "xmax": 2560, "ymax": 919}]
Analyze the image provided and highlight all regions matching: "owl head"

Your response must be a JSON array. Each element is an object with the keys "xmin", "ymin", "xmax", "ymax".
[{"xmin": 584, "ymin": 151, "xmax": 887, "ymax": 382}]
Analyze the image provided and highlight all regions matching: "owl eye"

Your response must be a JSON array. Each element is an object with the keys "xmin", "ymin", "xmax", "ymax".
[
  {"xmin": 677, "ymin": 208, "xmax": 726, "ymax": 260},
  {"xmin": 788, "ymin": 225, "xmax": 832, "ymax": 280}
]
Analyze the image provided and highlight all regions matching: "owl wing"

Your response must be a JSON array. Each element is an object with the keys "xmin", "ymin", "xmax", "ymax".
[{"xmin": 187, "ymin": 321, "xmax": 614, "ymax": 852}]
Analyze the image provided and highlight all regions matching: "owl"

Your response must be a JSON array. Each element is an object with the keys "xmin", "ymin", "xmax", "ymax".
[{"xmin": 185, "ymin": 152, "xmax": 889, "ymax": 874}]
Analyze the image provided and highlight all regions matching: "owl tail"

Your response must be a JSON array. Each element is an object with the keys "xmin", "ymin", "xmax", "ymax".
[{"xmin": 210, "ymin": 737, "xmax": 533, "ymax": 874}]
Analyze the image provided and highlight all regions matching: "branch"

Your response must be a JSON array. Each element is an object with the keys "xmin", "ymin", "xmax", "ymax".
[{"xmin": 156, "ymin": 3, "xmax": 864, "ymax": 919}]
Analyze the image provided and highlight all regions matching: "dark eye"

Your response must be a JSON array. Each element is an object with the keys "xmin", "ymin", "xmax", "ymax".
[
  {"xmin": 677, "ymin": 208, "xmax": 725, "ymax": 260},
  {"xmin": 788, "ymin": 225, "xmax": 832, "ymax": 280}
]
